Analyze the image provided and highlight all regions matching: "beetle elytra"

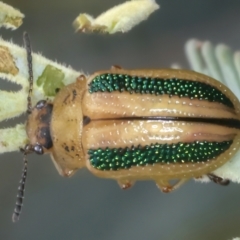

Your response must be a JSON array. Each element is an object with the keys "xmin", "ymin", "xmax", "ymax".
[{"xmin": 12, "ymin": 33, "xmax": 240, "ymax": 221}]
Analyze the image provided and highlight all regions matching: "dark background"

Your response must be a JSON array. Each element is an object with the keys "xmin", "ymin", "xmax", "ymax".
[{"xmin": 1, "ymin": 1, "xmax": 240, "ymax": 239}]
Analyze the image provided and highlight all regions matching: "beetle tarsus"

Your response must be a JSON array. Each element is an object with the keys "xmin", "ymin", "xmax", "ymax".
[
  {"xmin": 117, "ymin": 180, "xmax": 134, "ymax": 190},
  {"xmin": 207, "ymin": 173, "xmax": 230, "ymax": 186}
]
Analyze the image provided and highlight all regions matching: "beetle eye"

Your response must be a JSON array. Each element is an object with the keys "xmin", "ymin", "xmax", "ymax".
[
  {"xmin": 33, "ymin": 144, "xmax": 44, "ymax": 155},
  {"xmin": 36, "ymin": 100, "xmax": 47, "ymax": 109}
]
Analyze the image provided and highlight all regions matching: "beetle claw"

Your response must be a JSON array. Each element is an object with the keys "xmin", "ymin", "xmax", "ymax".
[
  {"xmin": 156, "ymin": 179, "xmax": 188, "ymax": 193},
  {"xmin": 77, "ymin": 74, "xmax": 87, "ymax": 82},
  {"xmin": 155, "ymin": 180, "xmax": 173, "ymax": 193},
  {"xmin": 111, "ymin": 65, "xmax": 122, "ymax": 70},
  {"xmin": 117, "ymin": 179, "xmax": 134, "ymax": 190}
]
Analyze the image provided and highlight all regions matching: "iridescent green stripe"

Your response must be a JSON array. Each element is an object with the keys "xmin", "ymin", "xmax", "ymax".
[
  {"xmin": 88, "ymin": 141, "xmax": 233, "ymax": 171},
  {"xmin": 88, "ymin": 74, "xmax": 234, "ymax": 108}
]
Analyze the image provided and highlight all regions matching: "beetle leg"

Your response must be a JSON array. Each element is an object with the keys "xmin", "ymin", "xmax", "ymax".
[
  {"xmin": 111, "ymin": 65, "xmax": 122, "ymax": 70},
  {"xmin": 155, "ymin": 179, "xmax": 188, "ymax": 193},
  {"xmin": 207, "ymin": 173, "xmax": 230, "ymax": 186},
  {"xmin": 50, "ymin": 154, "xmax": 76, "ymax": 177},
  {"xmin": 117, "ymin": 179, "xmax": 135, "ymax": 190}
]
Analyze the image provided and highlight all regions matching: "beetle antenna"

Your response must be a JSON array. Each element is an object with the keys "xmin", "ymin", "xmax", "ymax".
[
  {"xmin": 23, "ymin": 32, "xmax": 33, "ymax": 114},
  {"xmin": 12, "ymin": 32, "xmax": 33, "ymax": 222},
  {"xmin": 12, "ymin": 153, "xmax": 28, "ymax": 222}
]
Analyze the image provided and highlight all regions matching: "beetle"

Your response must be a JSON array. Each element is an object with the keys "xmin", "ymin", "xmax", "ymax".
[{"xmin": 12, "ymin": 33, "xmax": 240, "ymax": 222}]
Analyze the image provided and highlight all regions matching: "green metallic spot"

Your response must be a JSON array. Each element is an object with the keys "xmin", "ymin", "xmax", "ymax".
[
  {"xmin": 88, "ymin": 74, "xmax": 234, "ymax": 108},
  {"xmin": 37, "ymin": 65, "xmax": 65, "ymax": 97},
  {"xmin": 88, "ymin": 141, "xmax": 233, "ymax": 171}
]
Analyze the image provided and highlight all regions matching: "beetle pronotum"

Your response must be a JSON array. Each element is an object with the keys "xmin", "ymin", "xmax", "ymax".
[{"xmin": 12, "ymin": 33, "xmax": 240, "ymax": 222}]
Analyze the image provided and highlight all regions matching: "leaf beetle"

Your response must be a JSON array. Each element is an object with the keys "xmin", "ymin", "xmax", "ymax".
[{"xmin": 12, "ymin": 33, "xmax": 240, "ymax": 221}]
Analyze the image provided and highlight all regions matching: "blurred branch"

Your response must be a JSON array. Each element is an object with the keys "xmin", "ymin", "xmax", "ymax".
[
  {"xmin": 0, "ymin": 1, "xmax": 24, "ymax": 29},
  {"xmin": 73, "ymin": 0, "xmax": 159, "ymax": 34}
]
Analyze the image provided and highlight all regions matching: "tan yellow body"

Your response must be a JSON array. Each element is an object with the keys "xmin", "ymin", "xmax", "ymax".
[{"xmin": 27, "ymin": 68, "xmax": 240, "ymax": 192}]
